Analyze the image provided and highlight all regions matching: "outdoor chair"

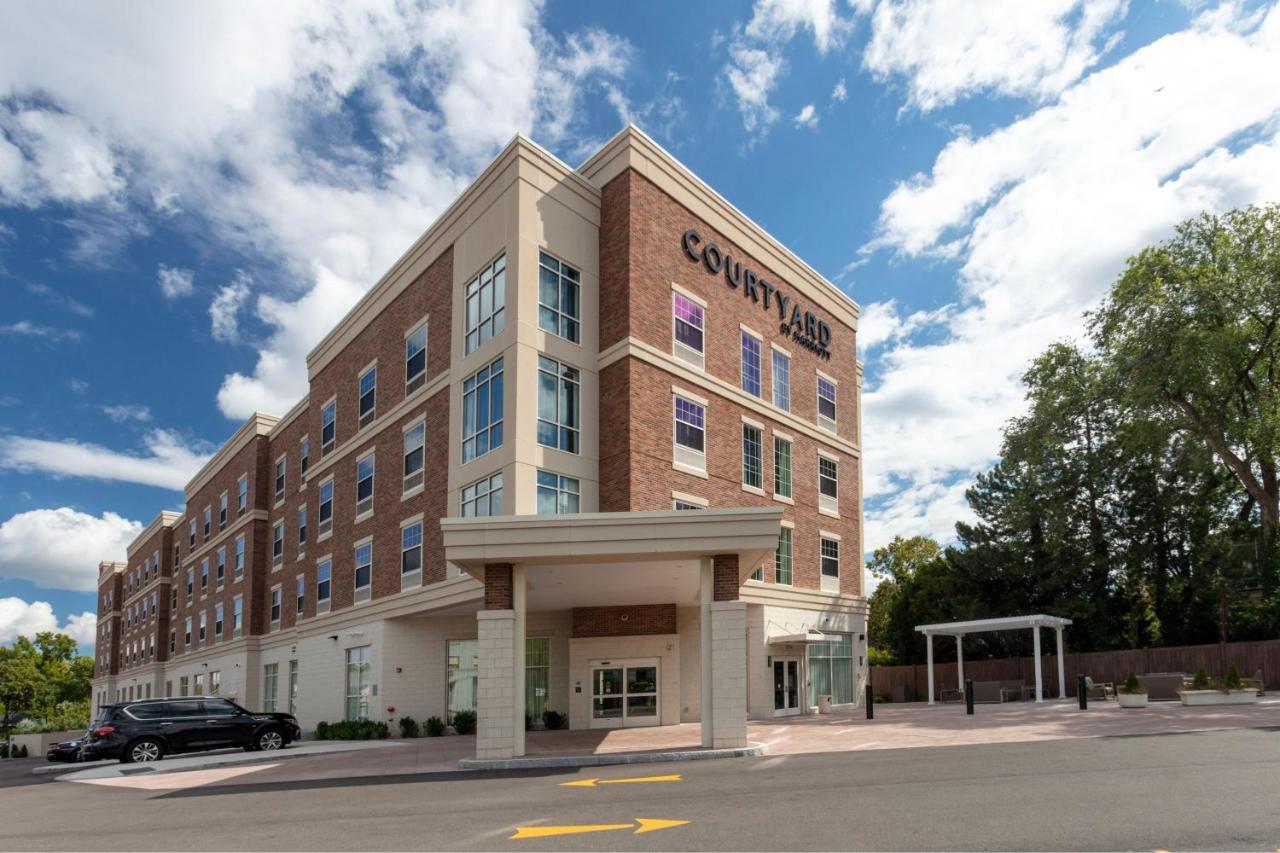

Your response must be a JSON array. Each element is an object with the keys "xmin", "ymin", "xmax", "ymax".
[
  {"xmin": 1084, "ymin": 676, "xmax": 1114, "ymax": 700},
  {"xmin": 1138, "ymin": 673, "xmax": 1185, "ymax": 701}
]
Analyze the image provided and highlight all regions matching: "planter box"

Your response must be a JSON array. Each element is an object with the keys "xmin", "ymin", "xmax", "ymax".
[
  {"xmin": 1179, "ymin": 689, "xmax": 1258, "ymax": 707},
  {"xmin": 7, "ymin": 730, "xmax": 83, "ymax": 757},
  {"xmin": 1117, "ymin": 692, "xmax": 1148, "ymax": 708}
]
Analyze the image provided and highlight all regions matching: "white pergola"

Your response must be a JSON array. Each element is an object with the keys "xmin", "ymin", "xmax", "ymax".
[{"xmin": 915, "ymin": 615, "xmax": 1073, "ymax": 704}]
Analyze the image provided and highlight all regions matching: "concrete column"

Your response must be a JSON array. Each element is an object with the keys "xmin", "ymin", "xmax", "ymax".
[
  {"xmin": 475, "ymin": 564, "xmax": 524, "ymax": 760},
  {"xmin": 956, "ymin": 635, "xmax": 964, "ymax": 691},
  {"xmin": 699, "ymin": 558, "xmax": 713, "ymax": 748},
  {"xmin": 926, "ymin": 633, "xmax": 934, "ymax": 705},
  {"xmin": 1033, "ymin": 625, "xmax": 1043, "ymax": 702},
  {"xmin": 701, "ymin": 554, "xmax": 747, "ymax": 749},
  {"xmin": 512, "ymin": 565, "xmax": 526, "ymax": 757},
  {"xmin": 1055, "ymin": 627, "xmax": 1066, "ymax": 699}
]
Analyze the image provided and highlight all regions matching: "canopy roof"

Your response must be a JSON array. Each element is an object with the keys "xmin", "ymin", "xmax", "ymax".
[{"xmin": 915, "ymin": 614, "xmax": 1072, "ymax": 636}]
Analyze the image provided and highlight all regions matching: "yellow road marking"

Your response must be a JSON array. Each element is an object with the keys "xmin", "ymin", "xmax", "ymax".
[
  {"xmin": 559, "ymin": 774, "xmax": 682, "ymax": 788},
  {"xmin": 509, "ymin": 818, "xmax": 689, "ymax": 840}
]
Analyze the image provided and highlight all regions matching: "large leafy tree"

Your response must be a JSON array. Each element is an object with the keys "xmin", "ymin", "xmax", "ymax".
[{"xmin": 0, "ymin": 632, "xmax": 94, "ymax": 728}]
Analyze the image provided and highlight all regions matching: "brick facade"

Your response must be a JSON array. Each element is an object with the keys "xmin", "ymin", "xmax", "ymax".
[
  {"xmin": 712, "ymin": 555, "xmax": 740, "ymax": 602},
  {"xmin": 571, "ymin": 604, "xmax": 677, "ymax": 637}
]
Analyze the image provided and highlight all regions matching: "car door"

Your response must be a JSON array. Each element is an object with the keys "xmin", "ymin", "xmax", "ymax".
[
  {"xmin": 156, "ymin": 700, "xmax": 205, "ymax": 752},
  {"xmin": 199, "ymin": 699, "xmax": 253, "ymax": 747}
]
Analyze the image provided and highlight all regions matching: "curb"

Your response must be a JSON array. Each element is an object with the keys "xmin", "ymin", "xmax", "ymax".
[
  {"xmin": 45, "ymin": 740, "xmax": 404, "ymax": 782},
  {"xmin": 458, "ymin": 742, "xmax": 767, "ymax": 770}
]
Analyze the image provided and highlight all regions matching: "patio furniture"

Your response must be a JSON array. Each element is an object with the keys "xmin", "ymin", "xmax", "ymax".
[
  {"xmin": 1241, "ymin": 677, "xmax": 1264, "ymax": 696},
  {"xmin": 1084, "ymin": 677, "xmax": 1114, "ymax": 700},
  {"xmin": 939, "ymin": 687, "xmax": 965, "ymax": 703},
  {"xmin": 1137, "ymin": 673, "xmax": 1186, "ymax": 701},
  {"xmin": 972, "ymin": 679, "xmax": 1025, "ymax": 703}
]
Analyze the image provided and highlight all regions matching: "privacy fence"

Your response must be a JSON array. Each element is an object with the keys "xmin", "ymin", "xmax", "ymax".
[{"xmin": 869, "ymin": 639, "xmax": 1280, "ymax": 702}]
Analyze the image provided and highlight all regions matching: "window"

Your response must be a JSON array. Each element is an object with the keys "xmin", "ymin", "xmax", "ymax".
[
  {"xmin": 300, "ymin": 435, "xmax": 310, "ymax": 478},
  {"xmin": 461, "ymin": 357, "xmax": 503, "ymax": 462},
  {"xmin": 237, "ymin": 475, "xmax": 248, "ymax": 515},
  {"xmin": 262, "ymin": 663, "xmax": 279, "ymax": 713},
  {"xmin": 209, "ymin": 671, "xmax": 220, "ymax": 695},
  {"xmin": 401, "ymin": 521, "xmax": 422, "ymax": 582},
  {"xmin": 808, "ymin": 633, "xmax": 854, "ymax": 706},
  {"xmin": 403, "ymin": 421, "xmax": 425, "ymax": 492},
  {"xmin": 464, "ymin": 254, "xmax": 506, "ymax": 354},
  {"xmin": 446, "ymin": 639, "xmax": 477, "ymax": 723},
  {"xmin": 203, "ymin": 506, "xmax": 211, "ymax": 539},
  {"xmin": 358, "ymin": 363, "xmax": 377, "ymax": 428},
  {"xmin": 321, "ymin": 398, "xmax": 337, "ymax": 454},
  {"xmin": 184, "ymin": 616, "xmax": 191, "ymax": 647},
  {"xmin": 672, "ymin": 290, "xmax": 705, "ymax": 369},
  {"xmin": 461, "ymin": 473, "xmax": 503, "ymax": 517},
  {"xmin": 179, "ymin": 676, "xmax": 189, "ymax": 697},
  {"xmin": 345, "ymin": 646, "xmax": 372, "ymax": 721},
  {"xmin": 219, "ymin": 493, "xmax": 228, "ymax": 529},
  {"xmin": 774, "ymin": 436, "xmax": 792, "ymax": 499},
  {"xmin": 673, "ymin": 395, "xmax": 706, "ymax": 471},
  {"xmin": 772, "ymin": 348, "xmax": 790, "ymax": 411},
  {"xmin": 199, "ymin": 611, "xmax": 206, "ymax": 643},
  {"xmin": 275, "ymin": 457, "xmax": 286, "ymax": 503},
  {"xmin": 318, "ymin": 478, "xmax": 334, "ymax": 536},
  {"xmin": 298, "ymin": 506, "xmax": 307, "ymax": 549},
  {"xmin": 536, "ymin": 470, "xmax": 580, "ymax": 514},
  {"xmin": 775, "ymin": 526, "xmax": 793, "ymax": 585},
  {"xmin": 537, "ymin": 356, "xmax": 580, "ymax": 453},
  {"xmin": 214, "ymin": 604, "xmax": 224, "ymax": 640},
  {"xmin": 189, "ymin": 519, "xmax": 196, "ymax": 548},
  {"xmin": 233, "ymin": 595, "xmax": 243, "ymax": 637},
  {"xmin": 525, "ymin": 637, "xmax": 550, "ymax": 721},
  {"xmin": 186, "ymin": 568, "xmax": 193, "ymax": 598},
  {"xmin": 296, "ymin": 576, "xmax": 305, "ymax": 615},
  {"xmin": 355, "ymin": 453, "xmax": 375, "ymax": 517},
  {"xmin": 288, "ymin": 660, "xmax": 299, "ymax": 715},
  {"xmin": 821, "ymin": 536, "xmax": 840, "ymax": 592},
  {"xmin": 538, "ymin": 251, "xmax": 580, "ymax": 343},
  {"xmin": 317, "ymin": 559, "xmax": 332, "ymax": 611},
  {"xmin": 405, "ymin": 322, "xmax": 427, "ymax": 393},
  {"xmin": 817, "ymin": 375, "xmax": 837, "ymax": 433},
  {"xmin": 270, "ymin": 587, "xmax": 282, "ymax": 628},
  {"xmin": 272, "ymin": 520, "xmax": 284, "ymax": 568},
  {"xmin": 742, "ymin": 423, "xmax": 763, "ymax": 490},
  {"xmin": 354, "ymin": 542, "xmax": 372, "ymax": 603},
  {"xmin": 819, "ymin": 456, "xmax": 839, "ymax": 515},
  {"xmin": 200, "ymin": 558, "xmax": 208, "ymax": 591},
  {"xmin": 741, "ymin": 331, "xmax": 762, "ymax": 397},
  {"xmin": 234, "ymin": 535, "xmax": 245, "ymax": 581}
]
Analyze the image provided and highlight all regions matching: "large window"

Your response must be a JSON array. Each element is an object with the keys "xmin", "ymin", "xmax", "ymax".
[
  {"xmin": 288, "ymin": 660, "xmax": 299, "ymax": 715},
  {"xmin": 742, "ymin": 423, "xmax": 763, "ymax": 490},
  {"xmin": 741, "ymin": 331, "xmax": 762, "ymax": 397},
  {"xmin": 345, "ymin": 646, "xmax": 372, "ymax": 721},
  {"xmin": 298, "ymin": 506, "xmax": 307, "ymax": 549},
  {"xmin": 672, "ymin": 290, "xmax": 705, "ymax": 369},
  {"xmin": 358, "ymin": 364, "xmax": 377, "ymax": 428},
  {"xmin": 536, "ymin": 471, "xmax": 580, "ymax": 515},
  {"xmin": 775, "ymin": 526, "xmax": 793, "ymax": 585},
  {"xmin": 401, "ymin": 521, "xmax": 423, "ymax": 581},
  {"xmin": 235, "ymin": 535, "xmax": 245, "ymax": 580},
  {"xmin": 274, "ymin": 457, "xmax": 286, "ymax": 503},
  {"xmin": 772, "ymin": 348, "xmax": 790, "ymax": 411},
  {"xmin": 200, "ymin": 558, "xmax": 209, "ymax": 591},
  {"xmin": 537, "ymin": 356, "xmax": 579, "ymax": 453},
  {"xmin": 296, "ymin": 575, "xmax": 305, "ymax": 615},
  {"xmin": 406, "ymin": 322, "xmax": 427, "ymax": 393},
  {"xmin": 774, "ymin": 436, "xmax": 792, "ymax": 498},
  {"xmin": 526, "ymin": 637, "xmax": 550, "ymax": 721},
  {"xmin": 203, "ymin": 506, "xmax": 211, "ymax": 539},
  {"xmin": 808, "ymin": 633, "xmax": 854, "ymax": 706},
  {"xmin": 355, "ymin": 453, "xmax": 375, "ymax": 517},
  {"xmin": 216, "ymin": 547, "xmax": 225, "ymax": 586},
  {"xmin": 464, "ymin": 254, "xmax": 506, "ymax": 354},
  {"xmin": 198, "ymin": 611, "xmax": 206, "ymax": 643},
  {"xmin": 237, "ymin": 474, "xmax": 248, "ymax": 514},
  {"xmin": 354, "ymin": 542, "xmax": 372, "ymax": 602},
  {"xmin": 321, "ymin": 399, "xmax": 336, "ymax": 454},
  {"xmin": 233, "ymin": 595, "xmax": 243, "ymax": 636},
  {"xmin": 272, "ymin": 520, "xmax": 284, "ymax": 568},
  {"xmin": 300, "ymin": 436, "xmax": 310, "ymax": 478},
  {"xmin": 446, "ymin": 639, "xmax": 477, "ymax": 723},
  {"xmin": 318, "ymin": 478, "xmax": 334, "ymax": 537},
  {"xmin": 214, "ymin": 603, "xmax": 224, "ymax": 640},
  {"xmin": 819, "ymin": 456, "xmax": 839, "ymax": 515},
  {"xmin": 462, "ymin": 357, "xmax": 504, "ymax": 462},
  {"xmin": 219, "ymin": 493, "xmax": 228, "ymax": 528},
  {"xmin": 317, "ymin": 559, "xmax": 332, "ymax": 611},
  {"xmin": 262, "ymin": 663, "xmax": 279, "ymax": 713},
  {"xmin": 673, "ymin": 395, "xmax": 706, "ymax": 471},
  {"xmin": 817, "ymin": 376, "xmax": 837, "ymax": 433},
  {"xmin": 270, "ymin": 587, "xmax": 282, "ymax": 628},
  {"xmin": 461, "ymin": 473, "xmax": 503, "ymax": 517},
  {"xmin": 821, "ymin": 536, "xmax": 840, "ymax": 592},
  {"xmin": 538, "ymin": 251, "xmax": 580, "ymax": 343},
  {"xmin": 403, "ymin": 421, "xmax": 425, "ymax": 493}
]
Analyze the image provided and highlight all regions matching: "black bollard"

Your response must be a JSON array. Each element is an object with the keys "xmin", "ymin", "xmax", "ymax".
[
  {"xmin": 965, "ymin": 678, "xmax": 975, "ymax": 715},
  {"xmin": 1077, "ymin": 674, "xmax": 1088, "ymax": 710},
  {"xmin": 865, "ymin": 684, "xmax": 874, "ymax": 719}
]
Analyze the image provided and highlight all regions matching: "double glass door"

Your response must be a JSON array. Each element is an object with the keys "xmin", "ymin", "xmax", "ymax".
[
  {"xmin": 774, "ymin": 658, "xmax": 801, "ymax": 716},
  {"xmin": 590, "ymin": 659, "xmax": 659, "ymax": 728}
]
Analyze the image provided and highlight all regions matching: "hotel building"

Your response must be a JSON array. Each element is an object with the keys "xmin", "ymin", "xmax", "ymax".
[{"xmin": 92, "ymin": 126, "xmax": 867, "ymax": 758}]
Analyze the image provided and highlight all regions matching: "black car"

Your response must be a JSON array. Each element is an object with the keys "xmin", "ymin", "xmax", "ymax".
[
  {"xmin": 81, "ymin": 697, "xmax": 302, "ymax": 764},
  {"xmin": 46, "ymin": 733, "xmax": 87, "ymax": 763}
]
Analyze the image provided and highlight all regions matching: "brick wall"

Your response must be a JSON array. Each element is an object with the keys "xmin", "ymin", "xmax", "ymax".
[
  {"xmin": 712, "ymin": 555, "xmax": 739, "ymax": 602},
  {"xmin": 484, "ymin": 564, "xmax": 513, "ymax": 610},
  {"xmin": 571, "ymin": 604, "xmax": 677, "ymax": 637}
]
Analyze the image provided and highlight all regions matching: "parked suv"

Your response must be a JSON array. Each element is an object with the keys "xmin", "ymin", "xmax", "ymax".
[{"xmin": 82, "ymin": 697, "xmax": 302, "ymax": 763}]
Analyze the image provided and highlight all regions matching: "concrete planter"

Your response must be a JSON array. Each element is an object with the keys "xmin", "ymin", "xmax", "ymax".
[
  {"xmin": 1179, "ymin": 689, "xmax": 1258, "ymax": 707},
  {"xmin": 8, "ymin": 730, "xmax": 83, "ymax": 757},
  {"xmin": 1117, "ymin": 692, "xmax": 1148, "ymax": 708}
]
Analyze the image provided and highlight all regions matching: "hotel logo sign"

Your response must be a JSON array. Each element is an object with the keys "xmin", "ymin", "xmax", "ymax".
[{"xmin": 681, "ymin": 229, "xmax": 832, "ymax": 360}]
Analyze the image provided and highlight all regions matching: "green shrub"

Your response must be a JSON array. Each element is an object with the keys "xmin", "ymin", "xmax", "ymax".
[
  {"xmin": 0, "ymin": 743, "xmax": 8, "ymax": 759},
  {"xmin": 1121, "ymin": 672, "xmax": 1144, "ymax": 695},
  {"xmin": 542, "ymin": 710, "xmax": 567, "ymax": 730},
  {"xmin": 1224, "ymin": 664, "xmax": 1242, "ymax": 690},
  {"xmin": 398, "ymin": 716, "xmax": 420, "ymax": 738},
  {"xmin": 1191, "ymin": 667, "xmax": 1211, "ymax": 690},
  {"xmin": 315, "ymin": 721, "xmax": 330, "ymax": 740},
  {"xmin": 425, "ymin": 716, "xmax": 445, "ymax": 737},
  {"xmin": 374, "ymin": 722, "xmax": 390, "ymax": 739},
  {"xmin": 452, "ymin": 710, "xmax": 477, "ymax": 735},
  {"xmin": 15, "ymin": 744, "xmax": 28, "ymax": 758}
]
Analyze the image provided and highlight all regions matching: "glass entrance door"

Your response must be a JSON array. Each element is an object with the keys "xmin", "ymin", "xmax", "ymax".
[
  {"xmin": 773, "ymin": 658, "xmax": 800, "ymax": 716},
  {"xmin": 590, "ymin": 659, "xmax": 660, "ymax": 728}
]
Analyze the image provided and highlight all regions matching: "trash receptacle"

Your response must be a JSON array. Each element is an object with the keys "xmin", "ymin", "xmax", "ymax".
[{"xmin": 817, "ymin": 694, "xmax": 833, "ymax": 714}]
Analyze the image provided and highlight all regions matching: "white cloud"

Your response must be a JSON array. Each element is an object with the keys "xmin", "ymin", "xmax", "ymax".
[
  {"xmin": 793, "ymin": 103, "xmax": 819, "ymax": 128},
  {"xmin": 209, "ymin": 272, "xmax": 252, "ymax": 344},
  {"xmin": 0, "ymin": 108, "xmax": 124, "ymax": 205},
  {"xmin": 0, "ymin": 429, "xmax": 211, "ymax": 491},
  {"xmin": 745, "ymin": 0, "xmax": 857, "ymax": 53},
  {"xmin": 861, "ymin": 2, "xmax": 1280, "ymax": 550},
  {"xmin": 157, "ymin": 264, "xmax": 194, "ymax": 299},
  {"xmin": 863, "ymin": 0, "xmax": 1128, "ymax": 112},
  {"xmin": 725, "ymin": 46, "xmax": 786, "ymax": 132},
  {"xmin": 101, "ymin": 404, "xmax": 152, "ymax": 423},
  {"xmin": 831, "ymin": 78, "xmax": 848, "ymax": 102},
  {"xmin": 0, "ymin": 507, "xmax": 140, "ymax": 592},
  {"xmin": 68, "ymin": 379, "xmax": 89, "ymax": 394},
  {"xmin": 0, "ymin": 320, "xmax": 81, "ymax": 342},
  {"xmin": 0, "ymin": 597, "xmax": 97, "ymax": 648}
]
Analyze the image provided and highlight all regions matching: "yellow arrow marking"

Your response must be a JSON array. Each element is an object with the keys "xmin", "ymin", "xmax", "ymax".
[
  {"xmin": 559, "ymin": 774, "xmax": 683, "ymax": 788},
  {"xmin": 509, "ymin": 818, "xmax": 689, "ymax": 840}
]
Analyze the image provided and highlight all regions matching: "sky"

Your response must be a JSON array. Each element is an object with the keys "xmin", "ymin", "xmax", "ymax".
[{"xmin": 3, "ymin": 0, "xmax": 1280, "ymax": 654}]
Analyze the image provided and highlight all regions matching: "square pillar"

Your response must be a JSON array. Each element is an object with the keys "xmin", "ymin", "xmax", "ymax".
[
  {"xmin": 476, "ymin": 564, "xmax": 525, "ymax": 760},
  {"xmin": 1055, "ymin": 627, "xmax": 1066, "ymax": 699},
  {"xmin": 701, "ymin": 554, "xmax": 747, "ymax": 749}
]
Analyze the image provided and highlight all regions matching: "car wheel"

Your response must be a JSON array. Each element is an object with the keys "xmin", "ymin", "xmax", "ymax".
[
  {"xmin": 123, "ymin": 738, "xmax": 164, "ymax": 763},
  {"xmin": 256, "ymin": 728, "xmax": 285, "ymax": 751}
]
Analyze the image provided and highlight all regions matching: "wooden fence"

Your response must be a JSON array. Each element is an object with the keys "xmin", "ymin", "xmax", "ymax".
[{"xmin": 869, "ymin": 638, "xmax": 1280, "ymax": 702}]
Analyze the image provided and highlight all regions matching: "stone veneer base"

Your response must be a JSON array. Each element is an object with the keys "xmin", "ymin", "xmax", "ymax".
[{"xmin": 458, "ymin": 742, "xmax": 767, "ymax": 771}]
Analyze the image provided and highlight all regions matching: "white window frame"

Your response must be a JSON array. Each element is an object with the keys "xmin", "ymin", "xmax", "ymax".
[
  {"xmin": 272, "ymin": 519, "xmax": 285, "ymax": 569},
  {"xmin": 321, "ymin": 396, "xmax": 337, "ymax": 456},
  {"xmin": 203, "ymin": 506, "xmax": 211, "ymax": 539},
  {"xmin": 671, "ymin": 491, "xmax": 708, "ymax": 510},
  {"xmin": 316, "ymin": 556, "xmax": 332, "ymax": 615},
  {"xmin": 741, "ymin": 415, "xmax": 765, "ymax": 494},
  {"xmin": 405, "ymin": 317, "xmax": 428, "ymax": 395},
  {"xmin": 233, "ymin": 594, "xmax": 244, "ymax": 638},
  {"xmin": 353, "ymin": 538, "xmax": 373, "ymax": 604},
  {"xmin": 818, "ymin": 452, "xmax": 839, "ymax": 517},
  {"xmin": 460, "ymin": 472, "xmax": 503, "ymax": 517},
  {"xmin": 318, "ymin": 476, "xmax": 334, "ymax": 539},
  {"xmin": 300, "ymin": 435, "xmax": 310, "ymax": 479},
  {"xmin": 214, "ymin": 603, "xmax": 224, "ymax": 641},
  {"xmin": 234, "ymin": 534, "xmax": 245, "ymax": 581},
  {"xmin": 219, "ymin": 492, "xmax": 228, "ymax": 529},
  {"xmin": 740, "ymin": 326, "xmax": 763, "ymax": 398},
  {"xmin": 774, "ymin": 521, "xmax": 794, "ymax": 586},
  {"xmin": 402, "ymin": 418, "xmax": 426, "ymax": 495},
  {"xmin": 295, "ymin": 574, "xmax": 305, "ymax": 616},
  {"xmin": 463, "ymin": 253, "xmax": 506, "ymax": 355},
  {"xmin": 535, "ymin": 470, "xmax": 580, "ymax": 515},
  {"xmin": 269, "ymin": 584, "xmax": 282, "ymax": 632},
  {"xmin": 820, "ymin": 532, "xmax": 841, "ymax": 593},
  {"xmin": 355, "ymin": 451, "xmax": 375, "ymax": 519},
  {"xmin": 817, "ymin": 371, "xmax": 838, "ymax": 434},
  {"xmin": 671, "ymin": 283, "xmax": 706, "ymax": 370},
  {"xmin": 771, "ymin": 344, "xmax": 791, "ymax": 412},
  {"xmin": 672, "ymin": 387, "xmax": 708, "ymax": 477},
  {"xmin": 358, "ymin": 359, "xmax": 377, "ymax": 430},
  {"xmin": 297, "ymin": 504, "xmax": 307, "ymax": 557},
  {"xmin": 773, "ymin": 431, "xmax": 794, "ymax": 503},
  {"xmin": 400, "ymin": 516, "xmax": 423, "ymax": 590},
  {"xmin": 274, "ymin": 454, "xmax": 287, "ymax": 506}
]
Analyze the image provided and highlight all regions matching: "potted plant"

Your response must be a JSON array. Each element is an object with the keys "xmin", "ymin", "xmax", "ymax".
[
  {"xmin": 1117, "ymin": 672, "xmax": 1148, "ymax": 708},
  {"xmin": 1179, "ymin": 664, "xmax": 1259, "ymax": 706}
]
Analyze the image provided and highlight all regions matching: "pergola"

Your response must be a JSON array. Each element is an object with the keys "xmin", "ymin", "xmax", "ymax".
[{"xmin": 915, "ymin": 615, "xmax": 1073, "ymax": 704}]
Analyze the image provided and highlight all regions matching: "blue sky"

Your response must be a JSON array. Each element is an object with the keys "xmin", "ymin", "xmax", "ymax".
[{"xmin": 3, "ymin": 0, "xmax": 1280, "ymax": 653}]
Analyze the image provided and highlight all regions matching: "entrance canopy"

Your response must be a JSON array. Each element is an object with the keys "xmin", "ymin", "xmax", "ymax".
[{"xmin": 914, "ymin": 614, "xmax": 1073, "ymax": 704}]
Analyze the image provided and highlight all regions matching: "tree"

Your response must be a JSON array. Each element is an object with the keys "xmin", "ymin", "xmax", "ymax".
[
  {"xmin": 0, "ymin": 632, "xmax": 94, "ymax": 729},
  {"xmin": 868, "ymin": 536, "xmax": 942, "ymax": 583}
]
